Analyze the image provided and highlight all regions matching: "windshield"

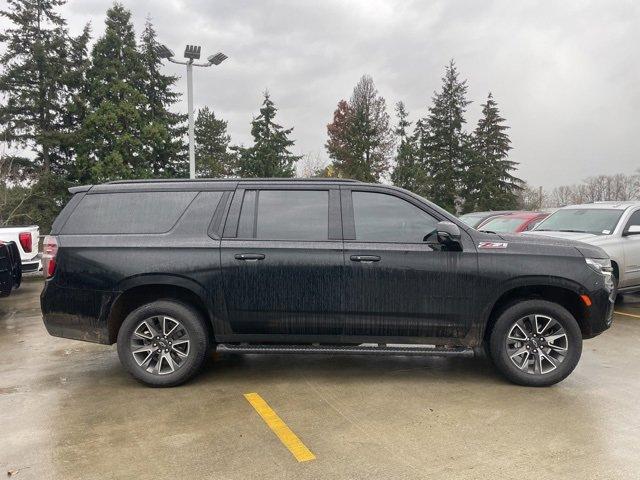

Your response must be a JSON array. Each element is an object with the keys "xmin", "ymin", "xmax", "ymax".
[
  {"xmin": 459, "ymin": 214, "xmax": 485, "ymax": 227},
  {"xmin": 534, "ymin": 208, "xmax": 623, "ymax": 235},
  {"xmin": 479, "ymin": 217, "xmax": 524, "ymax": 233}
]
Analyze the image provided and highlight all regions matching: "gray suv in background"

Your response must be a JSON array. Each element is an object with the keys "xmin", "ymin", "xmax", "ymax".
[{"xmin": 528, "ymin": 201, "xmax": 640, "ymax": 294}]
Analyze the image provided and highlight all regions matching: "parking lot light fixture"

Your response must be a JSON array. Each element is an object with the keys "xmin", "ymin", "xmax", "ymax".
[
  {"xmin": 207, "ymin": 52, "xmax": 228, "ymax": 66},
  {"xmin": 159, "ymin": 43, "xmax": 228, "ymax": 179},
  {"xmin": 156, "ymin": 44, "xmax": 175, "ymax": 59},
  {"xmin": 184, "ymin": 45, "xmax": 202, "ymax": 60}
]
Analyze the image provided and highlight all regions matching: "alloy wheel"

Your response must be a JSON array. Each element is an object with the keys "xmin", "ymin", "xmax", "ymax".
[
  {"xmin": 130, "ymin": 316, "xmax": 191, "ymax": 375},
  {"xmin": 505, "ymin": 314, "xmax": 568, "ymax": 375}
]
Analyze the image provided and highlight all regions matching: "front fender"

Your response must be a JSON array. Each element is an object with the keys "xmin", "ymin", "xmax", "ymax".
[{"xmin": 473, "ymin": 275, "xmax": 589, "ymax": 345}]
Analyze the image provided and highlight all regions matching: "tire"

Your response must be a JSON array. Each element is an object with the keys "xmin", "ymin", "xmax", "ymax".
[
  {"xmin": 489, "ymin": 300, "xmax": 582, "ymax": 387},
  {"xmin": 117, "ymin": 299, "xmax": 209, "ymax": 387}
]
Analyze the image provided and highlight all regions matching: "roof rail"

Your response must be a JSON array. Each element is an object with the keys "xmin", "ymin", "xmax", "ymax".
[{"xmin": 106, "ymin": 177, "xmax": 361, "ymax": 185}]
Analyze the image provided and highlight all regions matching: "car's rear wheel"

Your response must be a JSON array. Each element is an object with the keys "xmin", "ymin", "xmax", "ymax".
[
  {"xmin": 489, "ymin": 300, "xmax": 582, "ymax": 387},
  {"xmin": 117, "ymin": 300, "xmax": 209, "ymax": 387}
]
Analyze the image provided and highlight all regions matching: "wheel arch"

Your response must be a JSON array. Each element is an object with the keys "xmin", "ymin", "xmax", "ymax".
[
  {"xmin": 481, "ymin": 278, "xmax": 591, "ymax": 342},
  {"xmin": 108, "ymin": 275, "xmax": 214, "ymax": 344},
  {"xmin": 611, "ymin": 260, "xmax": 620, "ymax": 283}
]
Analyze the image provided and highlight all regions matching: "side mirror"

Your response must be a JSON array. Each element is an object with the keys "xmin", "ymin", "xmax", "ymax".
[
  {"xmin": 424, "ymin": 221, "xmax": 462, "ymax": 251},
  {"xmin": 435, "ymin": 221, "xmax": 461, "ymax": 241},
  {"xmin": 624, "ymin": 225, "xmax": 640, "ymax": 236}
]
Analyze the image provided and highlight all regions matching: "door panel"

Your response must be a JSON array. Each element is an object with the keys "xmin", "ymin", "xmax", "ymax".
[
  {"xmin": 622, "ymin": 209, "xmax": 640, "ymax": 287},
  {"xmin": 343, "ymin": 242, "xmax": 478, "ymax": 338},
  {"xmin": 341, "ymin": 188, "xmax": 478, "ymax": 339},
  {"xmin": 220, "ymin": 187, "xmax": 344, "ymax": 337},
  {"xmin": 221, "ymin": 240, "xmax": 344, "ymax": 335}
]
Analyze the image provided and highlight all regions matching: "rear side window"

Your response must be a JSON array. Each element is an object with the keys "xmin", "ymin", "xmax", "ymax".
[
  {"xmin": 239, "ymin": 190, "xmax": 329, "ymax": 240},
  {"xmin": 352, "ymin": 191, "xmax": 438, "ymax": 243},
  {"xmin": 62, "ymin": 191, "xmax": 197, "ymax": 234}
]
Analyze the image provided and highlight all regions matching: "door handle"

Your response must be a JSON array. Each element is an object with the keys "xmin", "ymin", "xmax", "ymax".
[
  {"xmin": 350, "ymin": 255, "xmax": 381, "ymax": 263},
  {"xmin": 234, "ymin": 253, "xmax": 266, "ymax": 261}
]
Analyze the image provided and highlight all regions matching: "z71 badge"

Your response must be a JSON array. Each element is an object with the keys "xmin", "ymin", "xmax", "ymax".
[{"xmin": 478, "ymin": 241, "xmax": 508, "ymax": 249}]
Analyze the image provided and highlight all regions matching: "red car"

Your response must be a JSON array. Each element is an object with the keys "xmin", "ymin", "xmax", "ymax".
[{"xmin": 477, "ymin": 211, "xmax": 550, "ymax": 233}]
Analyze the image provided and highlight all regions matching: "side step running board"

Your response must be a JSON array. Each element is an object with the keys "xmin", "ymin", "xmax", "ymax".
[{"xmin": 216, "ymin": 343, "xmax": 473, "ymax": 357}]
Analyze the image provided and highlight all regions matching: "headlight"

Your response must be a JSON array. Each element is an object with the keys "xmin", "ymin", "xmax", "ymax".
[{"xmin": 585, "ymin": 257, "xmax": 613, "ymax": 276}]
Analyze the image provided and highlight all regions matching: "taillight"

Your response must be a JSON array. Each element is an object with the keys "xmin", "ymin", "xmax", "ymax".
[
  {"xmin": 19, "ymin": 231, "xmax": 32, "ymax": 253},
  {"xmin": 42, "ymin": 235, "xmax": 58, "ymax": 278}
]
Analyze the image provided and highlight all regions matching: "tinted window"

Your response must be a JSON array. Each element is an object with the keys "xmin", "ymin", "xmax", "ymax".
[
  {"xmin": 237, "ymin": 190, "xmax": 257, "ymax": 238},
  {"xmin": 352, "ymin": 191, "xmax": 438, "ymax": 243},
  {"xmin": 62, "ymin": 191, "xmax": 197, "ymax": 234},
  {"xmin": 254, "ymin": 190, "xmax": 328, "ymax": 240}
]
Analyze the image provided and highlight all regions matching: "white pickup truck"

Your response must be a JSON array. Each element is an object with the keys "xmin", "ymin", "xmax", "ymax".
[{"xmin": 0, "ymin": 226, "xmax": 41, "ymax": 275}]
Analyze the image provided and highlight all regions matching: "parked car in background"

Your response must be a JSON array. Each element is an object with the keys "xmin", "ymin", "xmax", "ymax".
[
  {"xmin": 41, "ymin": 179, "xmax": 615, "ymax": 388},
  {"xmin": 0, "ymin": 241, "xmax": 22, "ymax": 297},
  {"xmin": 478, "ymin": 212, "xmax": 550, "ymax": 233},
  {"xmin": 528, "ymin": 202, "xmax": 640, "ymax": 294},
  {"xmin": 458, "ymin": 210, "xmax": 517, "ymax": 228},
  {"xmin": 0, "ymin": 226, "xmax": 41, "ymax": 275}
]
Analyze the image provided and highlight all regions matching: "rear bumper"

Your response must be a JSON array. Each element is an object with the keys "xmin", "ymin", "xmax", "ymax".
[
  {"xmin": 22, "ymin": 256, "xmax": 42, "ymax": 275},
  {"xmin": 40, "ymin": 282, "xmax": 117, "ymax": 344}
]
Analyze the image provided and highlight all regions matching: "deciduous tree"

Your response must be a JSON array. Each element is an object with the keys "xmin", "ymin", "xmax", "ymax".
[{"xmin": 326, "ymin": 75, "xmax": 393, "ymax": 182}]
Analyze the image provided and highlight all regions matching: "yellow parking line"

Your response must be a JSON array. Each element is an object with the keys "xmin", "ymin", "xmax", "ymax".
[
  {"xmin": 614, "ymin": 311, "xmax": 640, "ymax": 319},
  {"xmin": 244, "ymin": 393, "xmax": 316, "ymax": 463}
]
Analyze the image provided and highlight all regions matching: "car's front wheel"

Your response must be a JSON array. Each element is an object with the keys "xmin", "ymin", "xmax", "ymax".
[
  {"xmin": 489, "ymin": 300, "xmax": 582, "ymax": 387},
  {"xmin": 117, "ymin": 300, "xmax": 209, "ymax": 387}
]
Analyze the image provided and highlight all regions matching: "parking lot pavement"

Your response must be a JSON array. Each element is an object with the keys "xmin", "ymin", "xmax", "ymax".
[{"xmin": 1, "ymin": 281, "xmax": 640, "ymax": 480}]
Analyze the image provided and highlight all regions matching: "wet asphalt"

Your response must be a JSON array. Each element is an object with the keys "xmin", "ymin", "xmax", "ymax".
[{"xmin": 1, "ymin": 279, "xmax": 640, "ymax": 479}]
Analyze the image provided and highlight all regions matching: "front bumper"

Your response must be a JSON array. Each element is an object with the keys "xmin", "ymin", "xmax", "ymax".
[{"xmin": 582, "ymin": 275, "xmax": 616, "ymax": 339}]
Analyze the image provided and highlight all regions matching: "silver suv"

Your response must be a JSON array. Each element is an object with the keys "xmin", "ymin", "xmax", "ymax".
[{"xmin": 527, "ymin": 201, "xmax": 640, "ymax": 294}]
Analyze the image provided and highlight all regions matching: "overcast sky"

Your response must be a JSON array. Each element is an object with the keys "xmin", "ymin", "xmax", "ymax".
[{"xmin": 49, "ymin": 1, "xmax": 640, "ymax": 186}]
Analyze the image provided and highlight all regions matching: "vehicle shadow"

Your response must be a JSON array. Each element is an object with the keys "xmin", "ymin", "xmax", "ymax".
[{"xmin": 194, "ymin": 349, "xmax": 505, "ymax": 387}]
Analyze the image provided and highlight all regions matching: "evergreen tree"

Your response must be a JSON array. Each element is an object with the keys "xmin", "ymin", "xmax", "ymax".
[
  {"xmin": 59, "ymin": 23, "xmax": 91, "ymax": 176},
  {"xmin": 464, "ymin": 93, "xmax": 521, "ymax": 211},
  {"xmin": 78, "ymin": 3, "xmax": 151, "ymax": 183},
  {"xmin": 235, "ymin": 92, "xmax": 301, "ymax": 177},
  {"xmin": 390, "ymin": 102, "xmax": 427, "ymax": 195},
  {"xmin": 139, "ymin": 17, "xmax": 187, "ymax": 177},
  {"xmin": 0, "ymin": 0, "xmax": 69, "ymax": 173},
  {"xmin": 194, "ymin": 106, "xmax": 234, "ymax": 177},
  {"xmin": 423, "ymin": 60, "xmax": 471, "ymax": 212},
  {"xmin": 326, "ymin": 75, "xmax": 393, "ymax": 182}
]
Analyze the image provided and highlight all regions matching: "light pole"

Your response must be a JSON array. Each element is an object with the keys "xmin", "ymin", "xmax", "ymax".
[{"xmin": 157, "ymin": 44, "xmax": 228, "ymax": 179}]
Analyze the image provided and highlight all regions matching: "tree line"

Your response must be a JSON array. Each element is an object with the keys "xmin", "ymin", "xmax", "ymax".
[
  {"xmin": 322, "ymin": 64, "xmax": 521, "ymax": 214},
  {"xmin": 1, "ymin": 0, "xmax": 523, "ymax": 232},
  {"xmin": 519, "ymin": 172, "xmax": 640, "ymax": 210}
]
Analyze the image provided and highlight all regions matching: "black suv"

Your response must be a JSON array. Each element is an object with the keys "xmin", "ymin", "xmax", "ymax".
[{"xmin": 41, "ymin": 179, "xmax": 615, "ymax": 387}]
